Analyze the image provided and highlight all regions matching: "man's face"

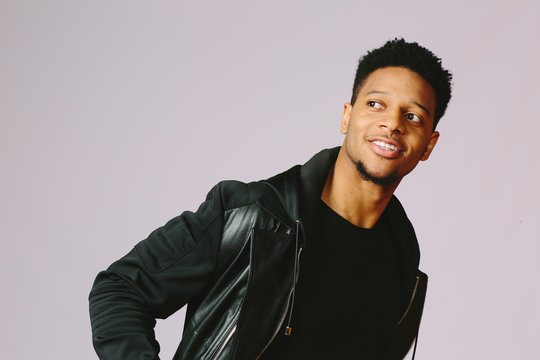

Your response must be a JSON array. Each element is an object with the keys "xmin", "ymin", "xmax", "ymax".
[{"xmin": 341, "ymin": 66, "xmax": 439, "ymax": 186}]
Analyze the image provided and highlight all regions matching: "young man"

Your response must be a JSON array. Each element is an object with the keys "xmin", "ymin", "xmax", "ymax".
[{"xmin": 89, "ymin": 38, "xmax": 452, "ymax": 360}]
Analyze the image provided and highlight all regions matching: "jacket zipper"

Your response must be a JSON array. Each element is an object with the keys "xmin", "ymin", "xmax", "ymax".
[
  {"xmin": 398, "ymin": 275, "xmax": 420, "ymax": 325},
  {"xmin": 254, "ymin": 188, "xmax": 305, "ymax": 358},
  {"xmin": 254, "ymin": 289, "xmax": 293, "ymax": 360},
  {"xmin": 255, "ymin": 221, "xmax": 303, "ymax": 359},
  {"xmin": 399, "ymin": 275, "xmax": 425, "ymax": 360},
  {"xmin": 211, "ymin": 324, "xmax": 237, "ymax": 360},
  {"xmin": 283, "ymin": 220, "xmax": 302, "ymax": 335},
  {"xmin": 213, "ymin": 218, "xmax": 302, "ymax": 360},
  {"xmin": 255, "ymin": 248, "xmax": 303, "ymax": 359}
]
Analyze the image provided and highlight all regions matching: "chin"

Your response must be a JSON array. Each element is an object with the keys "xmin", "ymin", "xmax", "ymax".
[{"xmin": 355, "ymin": 160, "xmax": 399, "ymax": 186}]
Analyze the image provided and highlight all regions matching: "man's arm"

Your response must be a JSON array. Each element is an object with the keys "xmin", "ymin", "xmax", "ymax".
[{"xmin": 89, "ymin": 184, "xmax": 225, "ymax": 360}]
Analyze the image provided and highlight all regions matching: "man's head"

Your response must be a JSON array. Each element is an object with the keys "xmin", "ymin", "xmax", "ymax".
[
  {"xmin": 340, "ymin": 66, "xmax": 440, "ymax": 187},
  {"xmin": 351, "ymin": 38, "xmax": 452, "ymax": 130}
]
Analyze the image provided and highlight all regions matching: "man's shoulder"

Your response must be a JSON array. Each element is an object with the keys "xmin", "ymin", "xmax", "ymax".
[
  {"xmin": 385, "ymin": 195, "xmax": 417, "ymax": 240},
  {"xmin": 385, "ymin": 195, "xmax": 421, "ymax": 269},
  {"xmin": 210, "ymin": 147, "xmax": 338, "ymax": 219},
  {"xmin": 214, "ymin": 179, "xmax": 277, "ymax": 211},
  {"xmin": 387, "ymin": 195, "xmax": 409, "ymax": 220}
]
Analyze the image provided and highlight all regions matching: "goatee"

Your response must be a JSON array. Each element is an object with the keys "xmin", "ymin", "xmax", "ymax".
[{"xmin": 355, "ymin": 160, "xmax": 398, "ymax": 186}]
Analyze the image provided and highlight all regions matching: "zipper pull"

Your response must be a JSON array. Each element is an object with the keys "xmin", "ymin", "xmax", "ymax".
[{"xmin": 284, "ymin": 219, "xmax": 302, "ymax": 336}]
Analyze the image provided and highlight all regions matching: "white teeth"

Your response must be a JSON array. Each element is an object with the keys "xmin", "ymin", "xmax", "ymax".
[{"xmin": 373, "ymin": 140, "xmax": 399, "ymax": 152}]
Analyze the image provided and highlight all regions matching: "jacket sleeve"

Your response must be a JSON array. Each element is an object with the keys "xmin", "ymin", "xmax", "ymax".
[{"xmin": 89, "ymin": 183, "xmax": 225, "ymax": 360}]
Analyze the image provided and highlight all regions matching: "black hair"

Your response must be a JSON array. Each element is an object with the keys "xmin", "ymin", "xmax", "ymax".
[{"xmin": 351, "ymin": 38, "xmax": 452, "ymax": 130}]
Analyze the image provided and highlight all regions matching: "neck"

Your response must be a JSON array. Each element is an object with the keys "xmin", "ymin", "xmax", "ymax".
[{"xmin": 321, "ymin": 149, "xmax": 400, "ymax": 229}]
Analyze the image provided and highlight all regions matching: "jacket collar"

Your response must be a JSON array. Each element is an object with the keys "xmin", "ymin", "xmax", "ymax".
[{"xmin": 261, "ymin": 147, "xmax": 340, "ymax": 228}]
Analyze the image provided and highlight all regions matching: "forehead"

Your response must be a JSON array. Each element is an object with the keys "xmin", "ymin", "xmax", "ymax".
[{"xmin": 359, "ymin": 66, "xmax": 436, "ymax": 112}]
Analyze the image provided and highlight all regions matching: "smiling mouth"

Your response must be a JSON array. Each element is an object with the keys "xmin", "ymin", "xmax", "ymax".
[{"xmin": 372, "ymin": 140, "xmax": 401, "ymax": 152}]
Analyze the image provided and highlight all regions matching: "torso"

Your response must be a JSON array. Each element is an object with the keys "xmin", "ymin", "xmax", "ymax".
[{"xmin": 260, "ymin": 199, "xmax": 402, "ymax": 359}]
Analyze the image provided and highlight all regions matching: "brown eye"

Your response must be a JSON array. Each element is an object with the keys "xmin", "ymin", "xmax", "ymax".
[
  {"xmin": 406, "ymin": 113, "xmax": 421, "ymax": 123},
  {"xmin": 368, "ymin": 101, "xmax": 383, "ymax": 109}
]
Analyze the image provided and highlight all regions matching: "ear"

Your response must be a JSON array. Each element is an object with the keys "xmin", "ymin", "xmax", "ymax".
[
  {"xmin": 340, "ymin": 103, "xmax": 353, "ymax": 134},
  {"xmin": 420, "ymin": 131, "xmax": 440, "ymax": 161}
]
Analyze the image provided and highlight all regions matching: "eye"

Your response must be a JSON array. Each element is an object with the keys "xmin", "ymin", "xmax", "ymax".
[
  {"xmin": 406, "ymin": 113, "xmax": 422, "ymax": 123},
  {"xmin": 368, "ymin": 101, "xmax": 383, "ymax": 109}
]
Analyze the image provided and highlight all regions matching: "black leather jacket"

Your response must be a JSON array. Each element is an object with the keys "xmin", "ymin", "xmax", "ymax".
[{"xmin": 89, "ymin": 147, "xmax": 427, "ymax": 360}]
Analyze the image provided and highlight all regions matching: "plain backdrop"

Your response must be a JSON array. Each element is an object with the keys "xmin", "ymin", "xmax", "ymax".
[{"xmin": 1, "ymin": 1, "xmax": 539, "ymax": 359}]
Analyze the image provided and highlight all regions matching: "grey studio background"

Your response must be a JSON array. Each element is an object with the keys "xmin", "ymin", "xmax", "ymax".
[{"xmin": 1, "ymin": 1, "xmax": 539, "ymax": 359}]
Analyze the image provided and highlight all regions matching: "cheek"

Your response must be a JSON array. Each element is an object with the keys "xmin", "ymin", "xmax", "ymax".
[{"xmin": 350, "ymin": 117, "xmax": 369, "ymax": 134}]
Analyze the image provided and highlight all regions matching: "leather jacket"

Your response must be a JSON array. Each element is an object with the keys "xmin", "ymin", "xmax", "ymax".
[{"xmin": 89, "ymin": 147, "xmax": 427, "ymax": 360}]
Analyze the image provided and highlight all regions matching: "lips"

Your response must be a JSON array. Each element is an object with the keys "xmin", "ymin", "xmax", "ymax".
[
  {"xmin": 372, "ymin": 140, "xmax": 399, "ymax": 152},
  {"xmin": 368, "ymin": 137, "xmax": 404, "ymax": 158}
]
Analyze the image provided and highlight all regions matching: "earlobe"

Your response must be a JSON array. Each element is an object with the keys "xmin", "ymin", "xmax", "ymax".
[
  {"xmin": 420, "ymin": 131, "xmax": 440, "ymax": 161},
  {"xmin": 341, "ymin": 103, "xmax": 352, "ymax": 134}
]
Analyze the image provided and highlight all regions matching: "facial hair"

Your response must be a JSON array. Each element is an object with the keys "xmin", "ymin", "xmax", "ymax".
[{"xmin": 355, "ymin": 159, "xmax": 399, "ymax": 187}]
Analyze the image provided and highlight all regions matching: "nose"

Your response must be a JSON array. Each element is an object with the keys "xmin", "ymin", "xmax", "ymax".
[{"xmin": 380, "ymin": 109, "xmax": 405, "ymax": 134}]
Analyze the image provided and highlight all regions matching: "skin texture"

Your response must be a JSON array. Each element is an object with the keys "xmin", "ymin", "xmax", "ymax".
[{"xmin": 322, "ymin": 66, "xmax": 439, "ymax": 228}]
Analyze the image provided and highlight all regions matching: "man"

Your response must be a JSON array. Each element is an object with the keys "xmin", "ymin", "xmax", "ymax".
[{"xmin": 89, "ymin": 38, "xmax": 452, "ymax": 360}]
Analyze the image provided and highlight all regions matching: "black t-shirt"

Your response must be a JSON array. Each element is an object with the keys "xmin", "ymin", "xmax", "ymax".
[{"xmin": 260, "ymin": 200, "xmax": 402, "ymax": 359}]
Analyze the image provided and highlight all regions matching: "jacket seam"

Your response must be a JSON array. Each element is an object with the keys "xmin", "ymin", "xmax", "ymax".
[{"xmin": 134, "ymin": 211, "xmax": 223, "ymax": 275}]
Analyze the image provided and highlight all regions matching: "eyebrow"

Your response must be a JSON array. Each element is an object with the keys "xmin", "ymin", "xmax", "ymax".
[
  {"xmin": 413, "ymin": 101, "xmax": 431, "ymax": 116},
  {"xmin": 366, "ymin": 90, "xmax": 388, "ymax": 95},
  {"xmin": 366, "ymin": 90, "xmax": 431, "ymax": 116}
]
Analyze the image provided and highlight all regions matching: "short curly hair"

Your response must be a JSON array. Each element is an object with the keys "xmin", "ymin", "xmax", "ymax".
[{"xmin": 351, "ymin": 38, "xmax": 453, "ymax": 130}]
